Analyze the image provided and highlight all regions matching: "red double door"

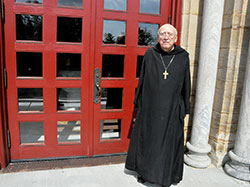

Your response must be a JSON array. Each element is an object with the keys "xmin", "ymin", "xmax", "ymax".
[{"xmin": 4, "ymin": 0, "xmax": 173, "ymax": 161}]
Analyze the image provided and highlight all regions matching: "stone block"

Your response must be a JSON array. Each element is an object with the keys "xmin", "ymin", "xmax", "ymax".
[
  {"xmin": 216, "ymin": 67, "xmax": 245, "ymax": 83},
  {"xmin": 220, "ymin": 28, "xmax": 232, "ymax": 48},
  {"xmin": 212, "ymin": 110, "xmax": 239, "ymax": 125},
  {"xmin": 213, "ymin": 94, "xmax": 241, "ymax": 113},
  {"xmin": 180, "ymin": 15, "xmax": 190, "ymax": 46},
  {"xmin": 230, "ymin": 28, "xmax": 242, "ymax": 48},
  {"xmin": 186, "ymin": 46, "xmax": 200, "ymax": 63},
  {"xmin": 234, "ymin": 0, "xmax": 244, "ymax": 14},
  {"xmin": 244, "ymin": 9, "xmax": 250, "ymax": 27},
  {"xmin": 215, "ymin": 78, "xmax": 244, "ymax": 97},
  {"xmin": 219, "ymin": 28, "xmax": 245, "ymax": 50},
  {"xmin": 209, "ymin": 123, "xmax": 237, "ymax": 141},
  {"xmin": 209, "ymin": 151, "xmax": 228, "ymax": 167},
  {"xmin": 182, "ymin": 0, "xmax": 191, "ymax": 14},
  {"xmin": 209, "ymin": 142, "xmax": 234, "ymax": 167},
  {"xmin": 222, "ymin": 14, "xmax": 233, "ymax": 29},
  {"xmin": 218, "ymin": 48, "xmax": 248, "ymax": 69},
  {"xmin": 190, "ymin": 0, "xmax": 203, "ymax": 15},
  {"xmin": 190, "ymin": 63, "xmax": 198, "ymax": 78},
  {"xmin": 223, "ymin": 0, "xmax": 235, "ymax": 14},
  {"xmin": 231, "ymin": 14, "xmax": 243, "ymax": 28},
  {"xmin": 242, "ymin": 28, "xmax": 250, "ymax": 48},
  {"xmin": 187, "ymin": 15, "xmax": 200, "ymax": 46}
]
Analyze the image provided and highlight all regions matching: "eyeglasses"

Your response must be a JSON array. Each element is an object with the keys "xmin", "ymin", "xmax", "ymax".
[{"xmin": 159, "ymin": 32, "xmax": 175, "ymax": 38}]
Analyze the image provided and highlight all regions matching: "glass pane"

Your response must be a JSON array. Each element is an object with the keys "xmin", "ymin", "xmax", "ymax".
[
  {"xmin": 18, "ymin": 88, "xmax": 43, "ymax": 111},
  {"xmin": 101, "ymin": 88, "xmax": 123, "ymax": 109},
  {"xmin": 16, "ymin": 14, "xmax": 43, "ymax": 41},
  {"xmin": 57, "ymin": 88, "xmax": 81, "ymax": 111},
  {"xmin": 100, "ymin": 119, "xmax": 121, "ymax": 140},
  {"xmin": 20, "ymin": 122, "xmax": 44, "ymax": 144},
  {"xmin": 58, "ymin": 0, "xmax": 82, "ymax": 7},
  {"xmin": 140, "ymin": 0, "xmax": 160, "ymax": 14},
  {"xmin": 57, "ymin": 121, "xmax": 81, "ymax": 143},
  {"xmin": 102, "ymin": 54, "xmax": 124, "ymax": 78},
  {"xmin": 103, "ymin": 20, "xmax": 126, "ymax": 44},
  {"xmin": 136, "ymin": 56, "xmax": 143, "ymax": 77},
  {"xmin": 17, "ymin": 52, "xmax": 42, "ymax": 77},
  {"xmin": 138, "ymin": 23, "xmax": 159, "ymax": 46},
  {"xmin": 57, "ymin": 53, "xmax": 81, "ymax": 77},
  {"xmin": 16, "ymin": 0, "xmax": 43, "ymax": 3},
  {"xmin": 57, "ymin": 17, "xmax": 82, "ymax": 43},
  {"xmin": 104, "ymin": 0, "xmax": 127, "ymax": 11}
]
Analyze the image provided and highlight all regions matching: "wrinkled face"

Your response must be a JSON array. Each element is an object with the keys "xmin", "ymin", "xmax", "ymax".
[{"xmin": 158, "ymin": 25, "xmax": 177, "ymax": 52}]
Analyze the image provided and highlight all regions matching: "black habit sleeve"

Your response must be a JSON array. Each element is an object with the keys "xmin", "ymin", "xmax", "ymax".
[
  {"xmin": 134, "ymin": 55, "xmax": 146, "ymax": 107},
  {"xmin": 182, "ymin": 54, "xmax": 191, "ymax": 114}
]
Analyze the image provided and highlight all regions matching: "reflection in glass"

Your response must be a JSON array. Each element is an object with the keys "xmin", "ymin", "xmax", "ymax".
[
  {"xmin": 57, "ymin": 17, "xmax": 82, "ymax": 43},
  {"xmin": 17, "ymin": 52, "xmax": 42, "ymax": 77},
  {"xmin": 101, "ymin": 88, "xmax": 123, "ymax": 109},
  {"xmin": 16, "ymin": 14, "xmax": 42, "ymax": 41},
  {"xmin": 100, "ymin": 119, "xmax": 121, "ymax": 140},
  {"xmin": 57, "ymin": 121, "xmax": 81, "ymax": 143},
  {"xmin": 102, "ymin": 54, "xmax": 124, "ymax": 77},
  {"xmin": 57, "ymin": 88, "xmax": 81, "ymax": 111},
  {"xmin": 18, "ymin": 88, "xmax": 43, "ymax": 111},
  {"xmin": 16, "ymin": 0, "xmax": 43, "ymax": 3},
  {"xmin": 58, "ymin": 0, "xmax": 82, "ymax": 7},
  {"xmin": 137, "ymin": 56, "xmax": 143, "ymax": 77},
  {"xmin": 20, "ymin": 122, "xmax": 44, "ymax": 144},
  {"xmin": 57, "ymin": 53, "xmax": 81, "ymax": 77},
  {"xmin": 104, "ymin": 0, "xmax": 127, "ymax": 11},
  {"xmin": 138, "ymin": 23, "xmax": 159, "ymax": 46},
  {"xmin": 103, "ymin": 20, "xmax": 126, "ymax": 44},
  {"xmin": 140, "ymin": 0, "xmax": 160, "ymax": 14}
]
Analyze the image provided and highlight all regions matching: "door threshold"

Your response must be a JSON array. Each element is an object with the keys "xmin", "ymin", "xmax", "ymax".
[{"xmin": 0, "ymin": 154, "xmax": 127, "ymax": 173}]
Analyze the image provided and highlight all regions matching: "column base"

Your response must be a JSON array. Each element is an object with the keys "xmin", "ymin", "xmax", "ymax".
[
  {"xmin": 184, "ymin": 142, "xmax": 211, "ymax": 168},
  {"xmin": 224, "ymin": 150, "xmax": 250, "ymax": 181}
]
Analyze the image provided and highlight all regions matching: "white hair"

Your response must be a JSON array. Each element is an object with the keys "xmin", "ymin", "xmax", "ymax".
[{"xmin": 158, "ymin": 24, "xmax": 178, "ymax": 36}]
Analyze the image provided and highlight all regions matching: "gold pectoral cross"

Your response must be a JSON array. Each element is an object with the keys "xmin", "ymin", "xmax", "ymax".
[{"xmin": 163, "ymin": 70, "xmax": 168, "ymax": 79}]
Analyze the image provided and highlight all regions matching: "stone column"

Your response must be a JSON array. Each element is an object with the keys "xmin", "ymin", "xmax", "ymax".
[
  {"xmin": 224, "ymin": 41, "xmax": 250, "ymax": 181},
  {"xmin": 184, "ymin": 0, "xmax": 224, "ymax": 168}
]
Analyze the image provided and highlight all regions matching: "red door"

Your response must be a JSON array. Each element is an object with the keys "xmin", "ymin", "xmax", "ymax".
[
  {"xmin": 92, "ymin": 0, "xmax": 171, "ymax": 155},
  {"xmin": 4, "ymin": 0, "xmax": 172, "ymax": 161}
]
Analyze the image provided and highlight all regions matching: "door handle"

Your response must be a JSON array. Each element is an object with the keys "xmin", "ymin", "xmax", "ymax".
[
  {"xmin": 95, "ymin": 82, "xmax": 100, "ymax": 92},
  {"xmin": 94, "ymin": 68, "xmax": 101, "ymax": 104}
]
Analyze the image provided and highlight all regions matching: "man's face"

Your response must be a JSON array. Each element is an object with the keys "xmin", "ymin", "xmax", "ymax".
[{"xmin": 158, "ymin": 25, "xmax": 177, "ymax": 52}]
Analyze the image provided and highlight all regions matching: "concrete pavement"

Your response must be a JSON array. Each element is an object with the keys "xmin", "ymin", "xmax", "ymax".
[{"xmin": 0, "ymin": 163, "xmax": 249, "ymax": 187}]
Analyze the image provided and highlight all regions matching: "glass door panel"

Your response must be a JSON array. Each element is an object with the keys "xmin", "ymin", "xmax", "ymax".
[
  {"xmin": 57, "ymin": 0, "xmax": 83, "ymax": 7},
  {"xmin": 57, "ymin": 120, "xmax": 81, "ymax": 143},
  {"xmin": 16, "ymin": 14, "xmax": 43, "ymax": 41},
  {"xmin": 19, "ymin": 121, "xmax": 44, "ymax": 144},
  {"xmin": 140, "ymin": 0, "xmax": 161, "ymax": 14},
  {"xmin": 18, "ymin": 88, "xmax": 43, "ymax": 112},
  {"xmin": 104, "ymin": 0, "xmax": 127, "ymax": 11},
  {"xmin": 16, "ymin": 0, "xmax": 43, "ymax": 4}
]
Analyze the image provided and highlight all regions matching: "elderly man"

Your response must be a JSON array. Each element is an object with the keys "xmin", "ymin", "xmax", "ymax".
[{"xmin": 125, "ymin": 24, "xmax": 191, "ymax": 187}]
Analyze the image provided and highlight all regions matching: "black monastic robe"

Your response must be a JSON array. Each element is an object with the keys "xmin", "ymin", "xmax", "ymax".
[{"xmin": 125, "ymin": 43, "xmax": 191, "ymax": 187}]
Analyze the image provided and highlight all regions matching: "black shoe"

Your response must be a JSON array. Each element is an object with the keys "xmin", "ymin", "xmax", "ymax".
[{"xmin": 137, "ymin": 175, "xmax": 146, "ymax": 184}]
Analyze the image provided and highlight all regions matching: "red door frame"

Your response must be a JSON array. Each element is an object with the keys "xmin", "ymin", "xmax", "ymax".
[
  {"xmin": 0, "ymin": 0, "xmax": 183, "ymax": 167},
  {"xmin": 0, "ymin": 0, "xmax": 10, "ymax": 169},
  {"xmin": 171, "ymin": 0, "xmax": 182, "ymax": 45}
]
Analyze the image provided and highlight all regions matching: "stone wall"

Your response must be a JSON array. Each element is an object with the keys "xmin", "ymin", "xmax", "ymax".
[
  {"xmin": 180, "ymin": 0, "xmax": 250, "ymax": 167},
  {"xmin": 210, "ymin": 0, "xmax": 250, "ymax": 167}
]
